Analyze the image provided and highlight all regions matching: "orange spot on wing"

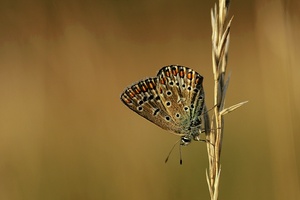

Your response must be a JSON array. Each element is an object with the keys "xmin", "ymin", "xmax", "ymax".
[
  {"xmin": 195, "ymin": 76, "xmax": 202, "ymax": 84},
  {"xmin": 172, "ymin": 67, "xmax": 178, "ymax": 76},
  {"xmin": 129, "ymin": 91, "xmax": 135, "ymax": 98},
  {"xmin": 123, "ymin": 97, "xmax": 132, "ymax": 104},
  {"xmin": 149, "ymin": 82, "xmax": 155, "ymax": 89},
  {"xmin": 134, "ymin": 87, "xmax": 141, "ymax": 94},
  {"xmin": 179, "ymin": 69, "xmax": 184, "ymax": 78},
  {"xmin": 166, "ymin": 70, "xmax": 170, "ymax": 77},
  {"xmin": 142, "ymin": 85, "xmax": 147, "ymax": 92},
  {"xmin": 187, "ymin": 72, "xmax": 193, "ymax": 80}
]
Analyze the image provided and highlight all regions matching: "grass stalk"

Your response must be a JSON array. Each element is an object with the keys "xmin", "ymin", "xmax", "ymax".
[{"xmin": 204, "ymin": 0, "xmax": 234, "ymax": 199}]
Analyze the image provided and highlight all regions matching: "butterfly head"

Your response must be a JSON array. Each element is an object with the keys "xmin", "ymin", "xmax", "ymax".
[
  {"xmin": 180, "ymin": 128, "xmax": 201, "ymax": 146},
  {"xmin": 180, "ymin": 135, "xmax": 192, "ymax": 146}
]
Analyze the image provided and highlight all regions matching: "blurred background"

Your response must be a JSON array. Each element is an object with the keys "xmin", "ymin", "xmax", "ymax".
[{"xmin": 0, "ymin": 0, "xmax": 299, "ymax": 199}]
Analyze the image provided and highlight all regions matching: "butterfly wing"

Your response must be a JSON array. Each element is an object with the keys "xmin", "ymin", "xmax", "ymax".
[
  {"xmin": 120, "ymin": 77, "xmax": 184, "ymax": 135},
  {"xmin": 120, "ymin": 65, "xmax": 205, "ymax": 138},
  {"xmin": 156, "ymin": 65, "xmax": 205, "ymax": 133}
]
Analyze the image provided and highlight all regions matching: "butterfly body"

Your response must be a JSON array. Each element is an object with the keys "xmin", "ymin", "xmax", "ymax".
[{"xmin": 121, "ymin": 65, "xmax": 205, "ymax": 146}]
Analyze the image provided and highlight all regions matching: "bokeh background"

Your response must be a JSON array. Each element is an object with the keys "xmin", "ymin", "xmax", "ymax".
[{"xmin": 0, "ymin": 0, "xmax": 299, "ymax": 199}]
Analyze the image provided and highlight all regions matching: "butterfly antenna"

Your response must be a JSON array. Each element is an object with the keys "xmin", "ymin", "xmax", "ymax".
[
  {"xmin": 165, "ymin": 139, "xmax": 180, "ymax": 163},
  {"xmin": 179, "ymin": 143, "xmax": 183, "ymax": 165}
]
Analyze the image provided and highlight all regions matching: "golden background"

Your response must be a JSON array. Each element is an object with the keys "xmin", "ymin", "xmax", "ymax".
[{"xmin": 0, "ymin": 0, "xmax": 299, "ymax": 199}]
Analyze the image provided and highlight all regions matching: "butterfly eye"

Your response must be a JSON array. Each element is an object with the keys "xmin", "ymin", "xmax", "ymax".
[{"xmin": 181, "ymin": 136, "xmax": 191, "ymax": 146}]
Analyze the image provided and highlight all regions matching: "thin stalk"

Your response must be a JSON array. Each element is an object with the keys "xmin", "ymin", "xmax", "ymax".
[{"xmin": 205, "ymin": 0, "xmax": 232, "ymax": 199}]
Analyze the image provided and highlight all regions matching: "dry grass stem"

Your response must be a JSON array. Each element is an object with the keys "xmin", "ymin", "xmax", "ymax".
[
  {"xmin": 203, "ymin": 0, "xmax": 247, "ymax": 199},
  {"xmin": 220, "ymin": 101, "xmax": 249, "ymax": 116}
]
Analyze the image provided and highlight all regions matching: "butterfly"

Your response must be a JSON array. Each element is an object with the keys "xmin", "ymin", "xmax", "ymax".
[{"xmin": 120, "ymin": 65, "xmax": 205, "ymax": 147}]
